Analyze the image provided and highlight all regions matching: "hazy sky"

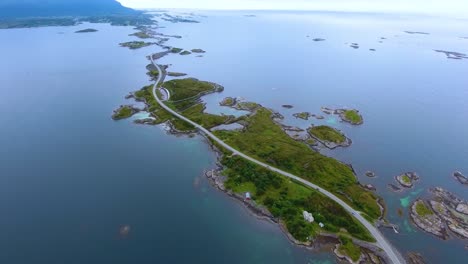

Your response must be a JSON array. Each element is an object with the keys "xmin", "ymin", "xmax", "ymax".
[{"xmin": 117, "ymin": 0, "xmax": 468, "ymax": 17}]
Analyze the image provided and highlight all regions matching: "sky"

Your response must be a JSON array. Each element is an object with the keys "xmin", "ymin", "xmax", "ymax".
[{"xmin": 117, "ymin": 0, "xmax": 468, "ymax": 17}]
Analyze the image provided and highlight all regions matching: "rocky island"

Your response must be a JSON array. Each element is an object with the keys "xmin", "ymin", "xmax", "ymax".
[
  {"xmin": 293, "ymin": 112, "xmax": 311, "ymax": 120},
  {"xmin": 75, "ymin": 28, "xmax": 98, "ymax": 33},
  {"xmin": 119, "ymin": 41, "xmax": 155, "ymax": 49},
  {"xmin": 395, "ymin": 172, "xmax": 419, "ymax": 188},
  {"xmin": 410, "ymin": 188, "xmax": 468, "ymax": 240},
  {"xmin": 336, "ymin": 109, "xmax": 364, "ymax": 125},
  {"xmin": 307, "ymin": 125, "xmax": 352, "ymax": 149},
  {"xmin": 410, "ymin": 199, "xmax": 448, "ymax": 239},
  {"xmin": 112, "ymin": 105, "xmax": 141, "ymax": 120},
  {"xmin": 453, "ymin": 171, "xmax": 467, "ymax": 185}
]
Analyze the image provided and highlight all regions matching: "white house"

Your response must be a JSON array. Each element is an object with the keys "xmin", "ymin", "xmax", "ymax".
[{"xmin": 303, "ymin": 211, "xmax": 314, "ymax": 223}]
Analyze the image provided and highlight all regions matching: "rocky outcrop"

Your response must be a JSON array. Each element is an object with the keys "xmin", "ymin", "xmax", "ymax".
[
  {"xmin": 219, "ymin": 97, "xmax": 237, "ymax": 107},
  {"xmin": 406, "ymin": 252, "xmax": 425, "ymax": 264},
  {"xmin": 410, "ymin": 199, "xmax": 448, "ymax": 239},
  {"xmin": 453, "ymin": 171, "xmax": 468, "ymax": 186},
  {"xmin": 395, "ymin": 172, "xmax": 419, "ymax": 188},
  {"xmin": 282, "ymin": 104, "xmax": 293, "ymax": 109},
  {"xmin": 365, "ymin": 171, "xmax": 376, "ymax": 178},
  {"xmin": 429, "ymin": 187, "xmax": 468, "ymax": 239}
]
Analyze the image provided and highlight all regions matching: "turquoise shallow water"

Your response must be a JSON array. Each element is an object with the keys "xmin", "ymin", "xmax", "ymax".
[{"xmin": 153, "ymin": 10, "xmax": 468, "ymax": 263}]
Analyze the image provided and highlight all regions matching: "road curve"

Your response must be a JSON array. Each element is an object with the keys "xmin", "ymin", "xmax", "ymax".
[{"xmin": 150, "ymin": 59, "xmax": 404, "ymax": 264}]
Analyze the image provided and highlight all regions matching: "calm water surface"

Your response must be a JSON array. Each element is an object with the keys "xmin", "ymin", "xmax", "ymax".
[
  {"xmin": 0, "ymin": 23, "xmax": 330, "ymax": 263},
  {"xmin": 154, "ymin": 10, "xmax": 468, "ymax": 263},
  {"xmin": 1, "ymin": 10, "xmax": 468, "ymax": 263}
]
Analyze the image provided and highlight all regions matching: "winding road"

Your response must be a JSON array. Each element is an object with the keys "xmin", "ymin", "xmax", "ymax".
[{"xmin": 150, "ymin": 59, "xmax": 404, "ymax": 264}]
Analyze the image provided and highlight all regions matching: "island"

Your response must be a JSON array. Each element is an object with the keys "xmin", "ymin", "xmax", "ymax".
[
  {"xmin": 404, "ymin": 31, "xmax": 430, "ymax": 35},
  {"xmin": 410, "ymin": 188, "xmax": 468, "ymax": 240},
  {"xmin": 337, "ymin": 109, "xmax": 363, "ymax": 125},
  {"xmin": 307, "ymin": 125, "xmax": 352, "ymax": 149},
  {"xmin": 113, "ymin": 52, "xmax": 401, "ymax": 264},
  {"xmin": 75, "ymin": 28, "xmax": 98, "ymax": 33},
  {"xmin": 167, "ymin": 72, "xmax": 187, "ymax": 77},
  {"xmin": 395, "ymin": 172, "xmax": 419, "ymax": 188},
  {"xmin": 434, "ymin": 50, "xmax": 468, "ymax": 60},
  {"xmin": 112, "ymin": 105, "xmax": 140, "ymax": 120},
  {"xmin": 282, "ymin": 104, "xmax": 294, "ymax": 109},
  {"xmin": 293, "ymin": 112, "xmax": 311, "ymax": 120},
  {"xmin": 119, "ymin": 41, "xmax": 155, "ymax": 49},
  {"xmin": 170, "ymin": 47, "xmax": 183, "ymax": 53},
  {"xmin": 219, "ymin": 97, "xmax": 237, "ymax": 107},
  {"xmin": 453, "ymin": 171, "xmax": 467, "ymax": 185},
  {"xmin": 180, "ymin": 50, "xmax": 192, "ymax": 55},
  {"xmin": 191, "ymin": 49, "xmax": 206, "ymax": 53},
  {"xmin": 410, "ymin": 199, "xmax": 448, "ymax": 239},
  {"xmin": 129, "ymin": 30, "xmax": 152, "ymax": 39}
]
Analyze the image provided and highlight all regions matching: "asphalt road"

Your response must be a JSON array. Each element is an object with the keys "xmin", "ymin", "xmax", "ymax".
[{"xmin": 150, "ymin": 59, "xmax": 404, "ymax": 264}]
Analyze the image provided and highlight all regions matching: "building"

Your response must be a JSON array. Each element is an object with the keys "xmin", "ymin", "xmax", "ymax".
[
  {"xmin": 319, "ymin": 222, "xmax": 325, "ymax": 228},
  {"xmin": 303, "ymin": 211, "xmax": 314, "ymax": 223},
  {"xmin": 245, "ymin": 192, "xmax": 251, "ymax": 200}
]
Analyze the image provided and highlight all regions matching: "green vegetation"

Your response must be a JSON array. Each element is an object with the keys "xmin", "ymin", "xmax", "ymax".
[
  {"xmin": 338, "ymin": 235, "xmax": 362, "ymax": 262},
  {"xmin": 220, "ymin": 97, "xmax": 235, "ymax": 106},
  {"xmin": 112, "ymin": 106, "xmax": 134, "ymax": 120},
  {"xmin": 167, "ymin": 72, "xmax": 187, "ymax": 77},
  {"xmin": 343, "ymin": 110, "xmax": 363, "ymax": 125},
  {"xmin": 75, "ymin": 28, "xmax": 98, "ymax": 33},
  {"xmin": 236, "ymin": 101, "xmax": 260, "ymax": 111},
  {"xmin": 164, "ymin": 78, "xmax": 216, "ymax": 101},
  {"xmin": 308, "ymin": 125, "xmax": 346, "ymax": 143},
  {"xmin": 401, "ymin": 175, "xmax": 411, "ymax": 184},
  {"xmin": 130, "ymin": 31, "xmax": 152, "ymax": 39},
  {"xmin": 171, "ymin": 47, "xmax": 183, "ymax": 53},
  {"xmin": 133, "ymin": 85, "xmax": 193, "ymax": 131},
  {"xmin": 293, "ymin": 112, "xmax": 310, "ymax": 120},
  {"xmin": 213, "ymin": 108, "xmax": 381, "ymax": 223},
  {"xmin": 415, "ymin": 201, "xmax": 433, "ymax": 217},
  {"xmin": 0, "ymin": 14, "xmax": 154, "ymax": 29},
  {"xmin": 181, "ymin": 104, "xmax": 232, "ymax": 129},
  {"xmin": 220, "ymin": 153, "xmax": 374, "ymax": 242},
  {"xmin": 191, "ymin": 49, "xmax": 206, "ymax": 53},
  {"xmin": 180, "ymin": 50, "xmax": 192, "ymax": 55},
  {"xmin": 119, "ymin": 41, "xmax": 155, "ymax": 49}
]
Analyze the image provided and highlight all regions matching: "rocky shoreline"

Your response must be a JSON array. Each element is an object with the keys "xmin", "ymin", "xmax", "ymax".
[
  {"xmin": 395, "ymin": 172, "xmax": 419, "ymax": 188},
  {"xmin": 202, "ymin": 140, "xmax": 389, "ymax": 264},
  {"xmin": 453, "ymin": 171, "xmax": 467, "ymax": 186},
  {"xmin": 409, "ymin": 188, "xmax": 468, "ymax": 240}
]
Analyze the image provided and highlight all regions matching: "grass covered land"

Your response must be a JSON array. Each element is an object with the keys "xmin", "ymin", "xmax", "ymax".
[
  {"xmin": 119, "ymin": 41, "xmax": 155, "ymax": 49},
  {"xmin": 130, "ymin": 31, "xmax": 152, "ymax": 39},
  {"xmin": 180, "ymin": 50, "xmax": 192, "ymax": 55},
  {"xmin": 338, "ymin": 235, "xmax": 362, "ymax": 262},
  {"xmin": 401, "ymin": 175, "xmax": 411, "ymax": 184},
  {"xmin": 191, "ymin": 49, "xmax": 206, "ymax": 53},
  {"xmin": 343, "ymin": 110, "xmax": 363, "ymax": 125},
  {"xmin": 415, "ymin": 201, "xmax": 433, "ymax": 217},
  {"xmin": 171, "ymin": 47, "xmax": 183, "ymax": 53},
  {"xmin": 180, "ymin": 103, "xmax": 233, "ymax": 129},
  {"xmin": 75, "ymin": 28, "xmax": 98, "ymax": 33},
  {"xmin": 213, "ymin": 108, "xmax": 381, "ymax": 226},
  {"xmin": 164, "ymin": 78, "xmax": 218, "ymax": 101},
  {"xmin": 308, "ymin": 125, "xmax": 346, "ymax": 143},
  {"xmin": 218, "ymin": 145, "xmax": 374, "ymax": 242},
  {"xmin": 112, "ymin": 105, "xmax": 135, "ymax": 120}
]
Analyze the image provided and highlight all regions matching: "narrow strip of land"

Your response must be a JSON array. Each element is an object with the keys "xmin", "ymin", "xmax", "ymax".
[{"xmin": 150, "ymin": 58, "xmax": 404, "ymax": 264}]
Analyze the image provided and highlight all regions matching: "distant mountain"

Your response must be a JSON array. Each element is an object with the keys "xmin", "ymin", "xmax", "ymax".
[{"xmin": 0, "ymin": 0, "xmax": 137, "ymax": 18}]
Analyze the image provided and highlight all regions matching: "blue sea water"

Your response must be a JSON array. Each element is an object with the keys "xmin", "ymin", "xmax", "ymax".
[{"xmin": 1, "ymin": 9, "xmax": 468, "ymax": 263}]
